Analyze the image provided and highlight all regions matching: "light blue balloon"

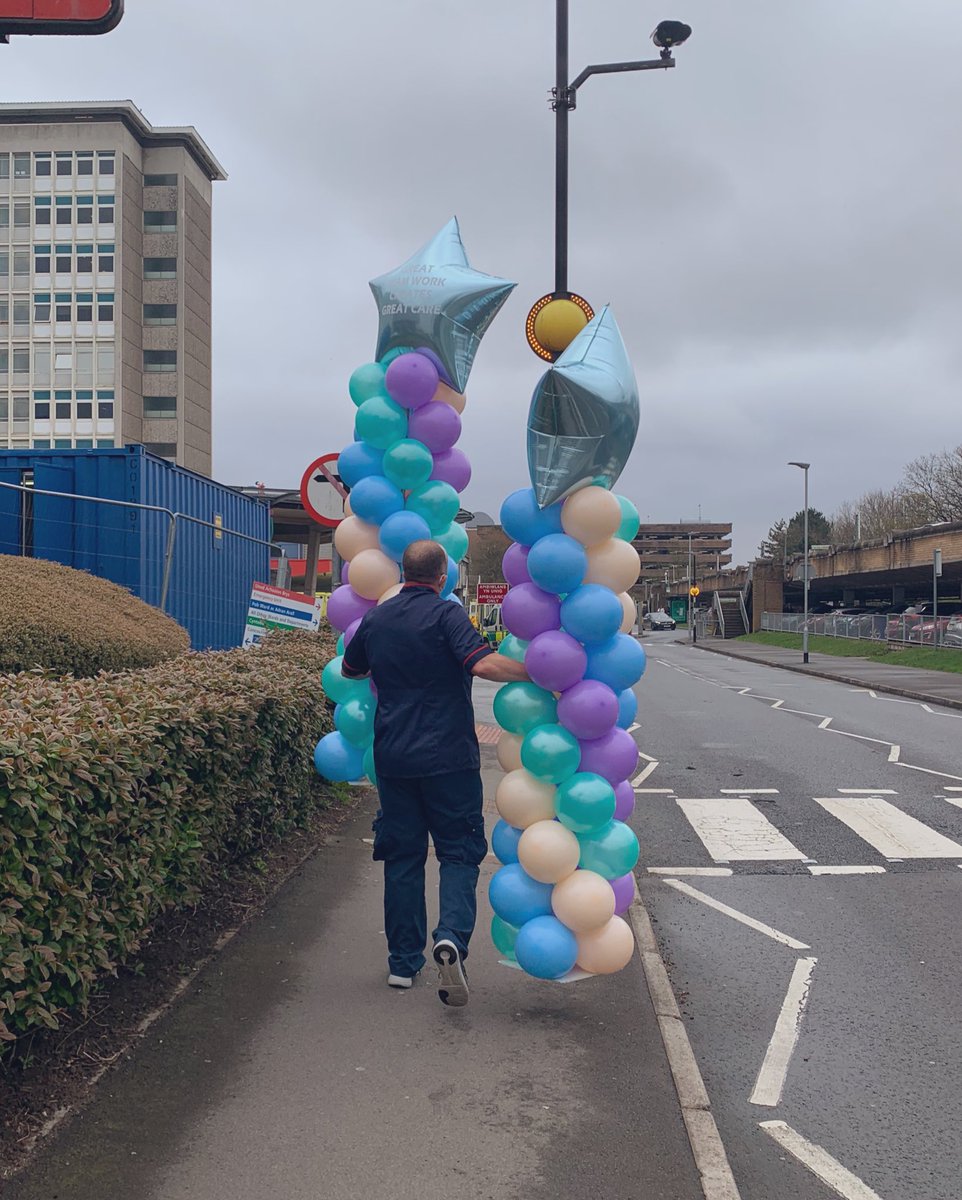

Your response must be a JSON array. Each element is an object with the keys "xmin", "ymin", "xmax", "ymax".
[
  {"xmin": 335, "ymin": 695, "xmax": 376, "ymax": 748},
  {"xmin": 434, "ymin": 520, "xmax": 469, "ymax": 563},
  {"xmin": 440, "ymin": 554, "xmax": 458, "ymax": 598},
  {"xmin": 488, "ymin": 863, "xmax": 554, "ymax": 927},
  {"xmin": 492, "ymin": 819, "xmax": 523, "ymax": 865},
  {"xmin": 380, "ymin": 345, "xmax": 413, "ymax": 366},
  {"xmin": 314, "ymin": 732, "xmax": 365, "ymax": 783},
  {"xmin": 527, "ymin": 533, "xmax": 588, "ymax": 595},
  {"xmin": 355, "ymin": 395, "xmax": 408, "ymax": 450},
  {"xmin": 617, "ymin": 687, "xmax": 638, "ymax": 730},
  {"xmin": 379, "ymin": 510, "xmax": 432, "ymax": 562},
  {"xmin": 498, "ymin": 634, "xmax": 529, "ymax": 662},
  {"xmin": 349, "ymin": 362, "xmax": 388, "ymax": 406},
  {"xmin": 349, "ymin": 474, "xmax": 404, "ymax": 526},
  {"xmin": 406, "ymin": 479, "xmax": 460, "ymax": 534},
  {"xmin": 577, "ymin": 819, "xmax": 640, "ymax": 880},
  {"xmin": 584, "ymin": 634, "xmax": 647, "ymax": 692},
  {"xmin": 560, "ymin": 584, "xmax": 624, "ymax": 644},
  {"xmin": 500, "ymin": 487, "xmax": 564, "ymax": 547},
  {"xmin": 515, "ymin": 915, "xmax": 579, "ymax": 980},
  {"xmin": 382, "ymin": 438, "xmax": 434, "ymax": 491},
  {"xmin": 337, "ymin": 441, "xmax": 385, "ymax": 489}
]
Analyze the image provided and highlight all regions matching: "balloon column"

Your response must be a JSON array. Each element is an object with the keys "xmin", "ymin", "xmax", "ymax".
[
  {"xmin": 488, "ymin": 307, "xmax": 646, "ymax": 981},
  {"xmin": 313, "ymin": 219, "xmax": 516, "ymax": 784}
]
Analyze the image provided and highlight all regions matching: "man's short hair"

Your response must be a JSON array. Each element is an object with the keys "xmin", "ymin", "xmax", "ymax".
[{"xmin": 403, "ymin": 540, "xmax": 447, "ymax": 584}]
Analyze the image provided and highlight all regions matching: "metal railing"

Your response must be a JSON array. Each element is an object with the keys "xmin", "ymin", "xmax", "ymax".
[{"xmin": 762, "ymin": 611, "xmax": 962, "ymax": 652}]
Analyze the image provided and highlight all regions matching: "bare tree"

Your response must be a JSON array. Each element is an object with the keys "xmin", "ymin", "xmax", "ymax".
[{"xmin": 902, "ymin": 444, "xmax": 962, "ymax": 522}]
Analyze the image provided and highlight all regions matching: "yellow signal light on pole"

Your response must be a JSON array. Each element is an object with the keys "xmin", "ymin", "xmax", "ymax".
[{"xmin": 689, "ymin": 585, "xmax": 700, "ymax": 598}]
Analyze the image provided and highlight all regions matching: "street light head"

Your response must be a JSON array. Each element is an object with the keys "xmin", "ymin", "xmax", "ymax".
[
  {"xmin": 788, "ymin": 461, "xmax": 811, "ymax": 470},
  {"xmin": 651, "ymin": 20, "xmax": 692, "ymax": 51}
]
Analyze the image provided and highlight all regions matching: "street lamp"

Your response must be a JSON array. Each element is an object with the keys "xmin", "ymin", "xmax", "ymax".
[
  {"xmin": 525, "ymin": 7, "xmax": 692, "ymax": 361},
  {"xmin": 788, "ymin": 462, "xmax": 811, "ymax": 664}
]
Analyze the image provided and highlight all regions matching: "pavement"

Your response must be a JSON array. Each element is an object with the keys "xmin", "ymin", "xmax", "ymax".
[
  {"xmin": 693, "ymin": 635, "xmax": 962, "ymax": 711},
  {"xmin": 4, "ymin": 686, "xmax": 702, "ymax": 1200}
]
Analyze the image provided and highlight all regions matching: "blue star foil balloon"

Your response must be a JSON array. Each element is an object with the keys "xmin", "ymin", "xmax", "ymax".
[
  {"xmin": 526, "ymin": 306, "xmax": 640, "ymax": 508},
  {"xmin": 370, "ymin": 218, "xmax": 516, "ymax": 394}
]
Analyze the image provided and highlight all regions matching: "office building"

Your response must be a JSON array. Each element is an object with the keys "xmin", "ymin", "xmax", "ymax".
[{"xmin": 0, "ymin": 101, "xmax": 225, "ymax": 474}]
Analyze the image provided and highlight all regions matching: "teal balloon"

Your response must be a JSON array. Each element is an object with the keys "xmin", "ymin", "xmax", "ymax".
[
  {"xmin": 521, "ymin": 723, "xmax": 581, "ymax": 784},
  {"xmin": 491, "ymin": 914, "xmax": 519, "ymax": 960},
  {"xmin": 493, "ymin": 682, "xmax": 557, "ymax": 736},
  {"xmin": 498, "ymin": 634, "xmax": 529, "ymax": 663},
  {"xmin": 556, "ymin": 772, "xmax": 617, "ymax": 834},
  {"xmin": 434, "ymin": 520, "xmax": 469, "ymax": 563},
  {"xmin": 336, "ymin": 634, "xmax": 345, "ymax": 655},
  {"xmin": 349, "ymin": 362, "xmax": 388, "ymax": 406},
  {"xmin": 363, "ymin": 744, "xmax": 378, "ymax": 786},
  {"xmin": 336, "ymin": 695, "xmax": 376, "ymax": 748},
  {"xmin": 322, "ymin": 655, "xmax": 369, "ymax": 705},
  {"xmin": 380, "ymin": 345, "xmax": 413, "ymax": 366},
  {"xmin": 405, "ymin": 479, "xmax": 460, "ymax": 533},
  {"xmin": 577, "ymin": 819, "xmax": 640, "ymax": 880},
  {"xmin": 355, "ymin": 395, "xmax": 408, "ymax": 450},
  {"xmin": 382, "ymin": 438, "xmax": 434, "ymax": 490},
  {"xmin": 615, "ymin": 495, "xmax": 641, "ymax": 542}
]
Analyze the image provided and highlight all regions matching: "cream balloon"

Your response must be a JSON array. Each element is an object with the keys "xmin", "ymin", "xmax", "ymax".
[
  {"xmin": 618, "ymin": 592, "xmax": 636, "ymax": 634},
  {"xmin": 344, "ymin": 494, "xmax": 354, "ymax": 516},
  {"xmin": 496, "ymin": 732, "xmax": 524, "ymax": 773},
  {"xmin": 551, "ymin": 869, "xmax": 616, "ymax": 933},
  {"xmin": 576, "ymin": 915, "xmax": 635, "ymax": 975},
  {"xmin": 561, "ymin": 486, "xmax": 622, "ymax": 547},
  {"xmin": 334, "ymin": 515, "xmax": 380, "ymax": 561},
  {"xmin": 349, "ymin": 548, "xmax": 400, "ymax": 601},
  {"xmin": 377, "ymin": 582, "xmax": 404, "ymax": 605},
  {"xmin": 433, "ymin": 382, "xmax": 467, "ymax": 414},
  {"xmin": 495, "ymin": 769, "xmax": 557, "ymax": 829},
  {"xmin": 517, "ymin": 820, "xmax": 581, "ymax": 884},
  {"xmin": 584, "ymin": 538, "xmax": 641, "ymax": 593}
]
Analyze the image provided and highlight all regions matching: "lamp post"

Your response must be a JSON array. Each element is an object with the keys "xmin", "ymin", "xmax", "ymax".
[{"xmin": 789, "ymin": 462, "xmax": 811, "ymax": 664}]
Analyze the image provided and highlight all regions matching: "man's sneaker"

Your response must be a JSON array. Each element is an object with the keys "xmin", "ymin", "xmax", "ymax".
[
  {"xmin": 387, "ymin": 971, "xmax": 419, "ymax": 990},
  {"xmin": 433, "ymin": 939, "xmax": 469, "ymax": 1007}
]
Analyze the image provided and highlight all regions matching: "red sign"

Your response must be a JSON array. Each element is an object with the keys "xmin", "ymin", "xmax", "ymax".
[
  {"xmin": 300, "ymin": 454, "xmax": 347, "ymax": 529},
  {"xmin": 0, "ymin": 0, "xmax": 123, "ymax": 35},
  {"xmin": 477, "ymin": 583, "xmax": 509, "ymax": 604}
]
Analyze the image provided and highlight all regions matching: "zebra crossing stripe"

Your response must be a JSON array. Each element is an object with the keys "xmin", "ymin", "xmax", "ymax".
[
  {"xmin": 676, "ymin": 797, "xmax": 807, "ymax": 862},
  {"xmin": 815, "ymin": 795, "xmax": 962, "ymax": 859}
]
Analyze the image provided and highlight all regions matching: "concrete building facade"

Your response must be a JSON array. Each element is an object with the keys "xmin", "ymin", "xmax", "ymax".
[{"xmin": 0, "ymin": 101, "xmax": 225, "ymax": 475}]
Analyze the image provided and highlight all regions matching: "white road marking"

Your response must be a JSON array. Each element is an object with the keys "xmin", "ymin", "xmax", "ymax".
[
  {"xmin": 750, "ymin": 957, "xmax": 817, "ymax": 1107},
  {"xmin": 946, "ymin": 787, "xmax": 962, "ymax": 791},
  {"xmin": 632, "ymin": 760, "xmax": 660, "ymax": 787},
  {"xmin": 944, "ymin": 797, "xmax": 962, "ymax": 813},
  {"xmin": 635, "ymin": 788, "xmax": 675, "ymax": 794},
  {"xmin": 887, "ymin": 745, "xmax": 901, "ymax": 762},
  {"xmin": 760, "ymin": 1121, "xmax": 885, "ymax": 1199},
  {"xmin": 720, "ymin": 788, "xmax": 779, "ymax": 794},
  {"xmin": 808, "ymin": 865, "xmax": 886, "ymax": 875},
  {"xmin": 677, "ymin": 797, "xmax": 807, "ymax": 861},
  {"xmin": 662, "ymin": 879, "xmax": 810, "ymax": 950},
  {"xmin": 815, "ymin": 795, "xmax": 962, "ymax": 859},
  {"xmin": 837, "ymin": 788, "xmax": 896, "ymax": 794},
  {"xmin": 648, "ymin": 866, "xmax": 734, "ymax": 877},
  {"xmin": 637, "ymin": 750, "xmax": 658, "ymax": 763}
]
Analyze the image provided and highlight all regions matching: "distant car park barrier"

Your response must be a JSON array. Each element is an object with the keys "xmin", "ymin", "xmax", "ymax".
[{"xmin": 762, "ymin": 611, "xmax": 962, "ymax": 652}]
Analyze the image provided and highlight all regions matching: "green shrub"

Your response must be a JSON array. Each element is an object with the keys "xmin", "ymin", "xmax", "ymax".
[
  {"xmin": 0, "ymin": 629, "xmax": 335, "ymax": 1045},
  {"xmin": 0, "ymin": 555, "xmax": 189, "ymax": 676}
]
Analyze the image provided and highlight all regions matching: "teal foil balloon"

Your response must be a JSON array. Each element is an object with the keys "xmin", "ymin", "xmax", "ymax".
[
  {"xmin": 370, "ymin": 218, "xmax": 516, "ymax": 393},
  {"xmin": 526, "ymin": 306, "xmax": 640, "ymax": 507}
]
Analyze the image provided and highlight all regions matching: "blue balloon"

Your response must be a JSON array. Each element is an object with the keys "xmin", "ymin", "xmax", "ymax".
[
  {"xmin": 526, "ymin": 533, "xmax": 588, "ymax": 595},
  {"xmin": 313, "ymin": 732, "xmax": 365, "ymax": 783},
  {"xmin": 560, "ymin": 584, "xmax": 624, "ymax": 644},
  {"xmin": 491, "ymin": 819, "xmax": 523, "ymax": 865},
  {"xmin": 338, "ymin": 440, "xmax": 385, "ymax": 488},
  {"xmin": 617, "ymin": 687, "xmax": 638, "ymax": 730},
  {"xmin": 585, "ymin": 634, "xmax": 647, "ymax": 692},
  {"xmin": 488, "ymin": 863, "xmax": 554, "ymax": 927},
  {"xmin": 440, "ymin": 554, "xmax": 458, "ymax": 598},
  {"xmin": 379, "ymin": 510, "xmax": 432, "ymax": 562},
  {"xmin": 447, "ymin": 594, "xmax": 464, "ymax": 605},
  {"xmin": 500, "ymin": 487, "xmax": 564, "ymax": 547},
  {"xmin": 349, "ymin": 474, "xmax": 404, "ymax": 526},
  {"xmin": 514, "ymin": 915, "xmax": 579, "ymax": 980}
]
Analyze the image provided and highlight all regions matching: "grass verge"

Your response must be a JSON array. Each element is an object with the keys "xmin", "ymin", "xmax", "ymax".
[{"xmin": 740, "ymin": 631, "xmax": 962, "ymax": 674}]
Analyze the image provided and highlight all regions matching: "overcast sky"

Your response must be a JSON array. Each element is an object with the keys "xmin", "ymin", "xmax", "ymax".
[{"xmin": 4, "ymin": 0, "xmax": 961, "ymax": 561}]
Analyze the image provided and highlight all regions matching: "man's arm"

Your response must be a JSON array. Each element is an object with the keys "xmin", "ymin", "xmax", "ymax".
[
  {"xmin": 471, "ymin": 653, "xmax": 530, "ymax": 683},
  {"xmin": 341, "ymin": 617, "xmax": 371, "ymax": 679},
  {"xmin": 439, "ymin": 603, "xmax": 531, "ymax": 683}
]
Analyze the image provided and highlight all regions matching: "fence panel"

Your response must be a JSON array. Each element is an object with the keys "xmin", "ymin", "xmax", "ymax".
[{"xmin": 762, "ymin": 612, "xmax": 962, "ymax": 653}]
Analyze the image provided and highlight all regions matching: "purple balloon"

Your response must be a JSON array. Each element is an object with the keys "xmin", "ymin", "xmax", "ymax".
[
  {"xmin": 557, "ymin": 680, "xmax": 619, "ymax": 740},
  {"xmin": 502, "ymin": 542, "xmax": 531, "ymax": 586},
  {"xmin": 408, "ymin": 400, "xmax": 462, "ymax": 452},
  {"xmin": 340, "ymin": 560, "xmax": 350, "ymax": 585},
  {"xmin": 430, "ymin": 447, "xmax": 472, "ymax": 492},
  {"xmin": 501, "ymin": 582, "xmax": 561, "ymax": 641},
  {"xmin": 343, "ymin": 616, "xmax": 362, "ymax": 648},
  {"xmin": 384, "ymin": 352, "xmax": 439, "ymax": 410},
  {"xmin": 610, "ymin": 872, "xmax": 635, "ymax": 916},
  {"xmin": 578, "ymin": 726, "xmax": 640, "ymax": 786},
  {"xmin": 326, "ymin": 585, "xmax": 375, "ymax": 633},
  {"xmin": 614, "ymin": 780, "xmax": 635, "ymax": 822},
  {"xmin": 525, "ymin": 630, "xmax": 587, "ymax": 693},
  {"xmin": 411, "ymin": 345, "xmax": 452, "ymax": 388}
]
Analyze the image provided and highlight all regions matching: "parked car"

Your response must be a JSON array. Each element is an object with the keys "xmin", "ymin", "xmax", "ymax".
[
  {"xmin": 945, "ymin": 614, "xmax": 962, "ymax": 648},
  {"xmin": 647, "ymin": 609, "xmax": 676, "ymax": 631},
  {"xmin": 908, "ymin": 608, "xmax": 962, "ymax": 646},
  {"xmin": 885, "ymin": 605, "xmax": 932, "ymax": 643}
]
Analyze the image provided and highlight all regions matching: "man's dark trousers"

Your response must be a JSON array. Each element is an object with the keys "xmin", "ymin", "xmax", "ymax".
[{"xmin": 373, "ymin": 769, "xmax": 488, "ymax": 979}]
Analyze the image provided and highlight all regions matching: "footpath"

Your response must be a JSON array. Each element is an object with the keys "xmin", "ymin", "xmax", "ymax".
[
  {"xmin": 5, "ymin": 682, "xmax": 701, "ymax": 1200},
  {"xmin": 694, "ymin": 637, "xmax": 962, "ymax": 711}
]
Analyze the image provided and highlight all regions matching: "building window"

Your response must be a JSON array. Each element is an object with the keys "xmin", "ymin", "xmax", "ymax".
[
  {"xmin": 76, "ymin": 347, "xmax": 94, "ymax": 386},
  {"xmin": 33, "ymin": 439, "xmax": 51, "ymax": 449},
  {"xmin": 146, "ymin": 443, "xmax": 177, "ymax": 459},
  {"xmin": 34, "ymin": 153, "xmax": 51, "ymax": 177},
  {"xmin": 144, "ymin": 211, "xmax": 177, "ymax": 232},
  {"xmin": 34, "ymin": 401, "xmax": 50, "ymax": 420},
  {"xmin": 144, "ymin": 303, "xmax": 177, "ymax": 325},
  {"xmin": 13, "ymin": 201, "xmax": 30, "ymax": 229},
  {"xmin": 144, "ymin": 350, "xmax": 177, "ymax": 373},
  {"xmin": 0, "ymin": 299, "xmax": 6, "ymax": 327},
  {"xmin": 76, "ymin": 197, "xmax": 94, "ymax": 225},
  {"xmin": 97, "ymin": 438, "xmax": 114, "ymax": 448},
  {"xmin": 75, "ymin": 438, "xmax": 94, "ymax": 449},
  {"xmin": 145, "ymin": 395, "xmax": 177, "ymax": 417},
  {"xmin": 77, "ymin": 153, "xmax": 94, "ymax": 177},
  {"xmin": 0, "ymin": 252, "xmax": 8, "ymax": 279},
  {"xmin": 35, "ymin": 245, "xmax": 51, "ymax": 273},
  {"xmin": 144, "ymin": 257, "xmax": 176, "ymax": 280},
  {"xmin": 98, "ymin": 244, "xmax": 115, "ymax": 272},
  {"xmin": 96, "ymin": 347, "xmax": 114, "ymax": 383},
  {"xmin": 144, "ymin": 173, "xmax": 178, "ymax": 186},
  {"xmin": 54, "ymin": 439, "xmax": 72, "ymax": 449},
  {"xmin": 34, "ymin": 295, "xmax": 51, "ymax": 322},
  {"xmin": 0, "ymin": 203, "xmax": 8, "ymax": 229},
  {"xmin": 97, "ymin": 293, "xmax": 114, "ymax": 320},
  {"xmin": 76, "ymin": 247, "xmax": 94, "ymax": 273},
  {"xmin": 97, "ymin": 197, "xmax": 115, "ymax": 223},
  {"xmin": 97, "ymin": 399, "xmax": 114, "ymax": 420},
  {"xmin": 12, "ymin": 299, "xmax": 29, "ymax": 328},
  {"xmin": 56, "ymin": 200, "xmax": 72, "ymax": 227},
  {"xmin": 97, "ymin": 153, "xmax": 115, "ymax": 176},
  {"xmin": 55, "ymin": 400, "xmax": 71, "ymax": 420},
  {"xmin": 56, "ymin": 153, "xmax": 72, "ymax": 177},
  {"xmin": 76, "ymin": 294, "xmax": 94, "ymax": 323},
  {"xmin": 13, "ymin": 349, "xmax": 30, "ymax": 375},
  {"xmin": 13, "ymin": 154, "xmax": 30, "ymax": 179},
  {"xmin": 0, "ymin": 351, "xmax": 7, "ymax": 380},
  {"xmin": 34, "ymin": 348, "xmax": 50, "ymax": 384},
  {"xmin": 34, "ymin": 197, "xmax": 52, "ymax": 225},
  {"xmin": 55, "ymin": 295, "xmax": 72, "ymax": 322},
  {"xmin": 76, "ymin": 401, "xmax": 93, "ymax": 420},
  {"xmin": 13, "ymin": 251, "xmax": 29, "ymax": 279},
  {"xmin": 0, "ymin": 155, "xmax": 8, "ymax": 180},
  {"xmin": 55, "ymin": 248, "xmax": 72, "ymax": 273},
  {"xmin": 13, "ymin": 396, "xmax": 29, "ymax": 433}
]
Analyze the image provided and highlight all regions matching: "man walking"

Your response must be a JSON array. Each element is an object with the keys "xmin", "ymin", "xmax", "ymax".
[{"xmin": 342, "ymin": 540, "xmax": 529, "ymax": 1007}]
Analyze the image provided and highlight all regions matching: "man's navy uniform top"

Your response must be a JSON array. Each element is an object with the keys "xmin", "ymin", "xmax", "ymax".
[{"xmin": 341, "ymin": 583, "xmax": 495, "ymax": 779}]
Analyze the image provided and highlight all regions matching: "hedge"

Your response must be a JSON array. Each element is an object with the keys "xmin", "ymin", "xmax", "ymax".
[
  {"xmin": 0, "ymin": 629, "xmax": 335, "ymax": 1046},
  {"xmin": 0, "ymin": 555, "xmax": 189, "ymax": 677}
]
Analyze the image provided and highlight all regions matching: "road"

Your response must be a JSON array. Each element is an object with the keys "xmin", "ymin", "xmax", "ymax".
[{"xmin": 635, "ymin": 636, "xmax": 962, "ymax": 1200}]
